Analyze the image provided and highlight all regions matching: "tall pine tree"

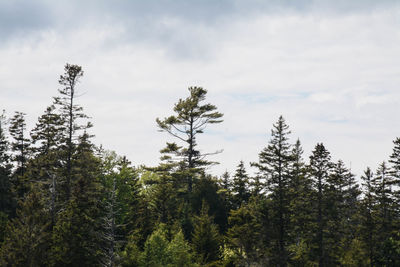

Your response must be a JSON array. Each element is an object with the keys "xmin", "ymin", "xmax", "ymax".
[{"xmin": 252, "ymin": 116, "xmax": 293, "ymax": 266}]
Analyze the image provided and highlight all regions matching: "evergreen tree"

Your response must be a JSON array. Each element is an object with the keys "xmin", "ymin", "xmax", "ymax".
[
  {"xmin": 29, "ymin": 105, "xmax": 65, "ymax": 228},
  {"xmin": 287, "ymin": 139, "xmax": 314, "ymax": 265},
  {"xmin": 191, "ymin": 175, "xmax": 229, "ymax": 234},
  {"xmin": 389, "ymin": 137, "xmax": 400, "ymax": 222},
  {"xmin": 192, "ymin": 201, "xmax": 221, "ymax": 265},
  {"xmin": 218, "ymin": 171, "xmax": 235, "ymax": 223},
  {"xmin": 54, "ymin": 63, "xmax": 91, "ymax": 199},
  {"xmin": 50, "ymin": 133, "xmax": 105, "ymax": 266},
  {"xmin": 231, "ymin": 160, "xmax": 251, "ymax": 209},
  {"xmin": 156, "ymin": 86, "xmax": 223, "ymax": 192},
  {"xmin": 309, "ymin": 143, "xmax": 332, "ymax": 267},
  {"xmin": 136, "ymin": 225, "xmax": 198, "ymax": 267},
  {"xmin": 252, "ymin": 115, "xmax": 293, "ymax": 266},
  {"xmin": 99, "ymin": 151, "xmax": 141, "ymax": 266},
  {"xmin": 30, "ymin": 105, "xmax": 64, "ymax": 156},
  {"xmin": 325, "ymin": 160, "xmax": 359, "ymax": 264},
  {"xmin": 220, "ymin": 170, "xmax": 231, "ymax": 191},
  {"xmin": 371, "ymin": 161, "xmax": 399, "ymax": 264},
  {"xmin": 0, "ymin": 186, "xmax": 51, "ymax": 266},
  {"xmin": 9, "ymin": 111, "xmax": 31, "ymax": 200},
  {"xmin": 226, "ymin": 198, "xmax": 268, "ymax": 266},
  {"xmin": 0, "ymin": 111, "xmax": 13, "ymax": 217},
  {"xmin": 360, "ymin": 167, "xmax": 376, "ymax": 267}
]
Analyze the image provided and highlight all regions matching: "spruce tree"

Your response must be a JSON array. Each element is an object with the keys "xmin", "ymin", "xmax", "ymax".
[
  {"xmin": 227, "ymin": 198, "xmax": 267, "ymax": 266},
  {"xmin": 252, "ymin": 115, "xmax": 293, "ymax": 266},
  {"xmin": 389, "ymin": 137, "xmax": 400, "ymax": 222},
  {"xmin": 231, "ymin": 160, "xmax": 251, "ymax": 209},
  {"xmin": 0, "ymin": 111, "xmax": 13, "ymax": 217},
  {"xmin": 29, "ymin": 105, "xmax": 65, "ymax": 228},
  {"xmin": 30, "ymin": 105, "xmax": 64, "ymax": 156},
  {"xmin": 0, "ymin": 186, "xmax": 51, "ymax": 266},
  {"xmin": 9, "ymin": 111, "xmax": 31, "ymax": 200},
  {"xmin": 287, "ymin": 139, "xmax": 314, "ymax": 265},
  {"xmin": 192, "ymin": 201, "xmax": 221, "ymax": 265},
  {"xmin": 309, "ymin": 143, "xmax": 332, "ymax": 267},
  {"xmin": 360, "ymin": 167, "xmax": 376, "ymax": 267},
  {"xmin": 51, "ymin": 133, "xmax": 104, "ymax": 266}
]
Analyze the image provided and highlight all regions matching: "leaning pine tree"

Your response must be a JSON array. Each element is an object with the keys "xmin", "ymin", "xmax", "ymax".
[{"xmin": 156, "ymin": 86, "xmax": 223, "ymax": 193}]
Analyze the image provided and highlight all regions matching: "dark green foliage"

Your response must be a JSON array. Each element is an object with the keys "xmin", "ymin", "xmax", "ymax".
[
  {"xmin": 287, "ymin": 139, "xmax": 314, "ymax": 266},
  {"xmin": 252, "ymin": 115, "xmax": 293, "ymax": 266},
  {"xmin": 309, "ymin": 142, "xmax": 332, "ymax": 266},
  {"xmin": 226, "ymin": 197, "xmax": 268, "ymax": 266},
  {"xmin": 360, "ymin": 167, "xmax": 376, "ymax": 266},
  {"xmin": 0, "ymin": 186, "xmax": 51, "ymax": 267},
  {"xmin": 231, "ymin": 161, "xmax": 251, "ymax": 209},
  {"xmin": 30, "ymin": 105, "xmax": 64, "ymax": 156},
  {"xmin": 9, "ymin": 111, "xmax": 31, "ymax": 200},
  {"xmin": 51, "ymin": 134, "xmax": 105, "ymax": 266},
  {"xmin": 191, "ymin": 175, "xmax": 228, "ymax": 233},
  {"xmin": 192, "ymin": 202, "xmax": 222, "ymax": 265},
  {"xmin": 0, "ymin": 112, "xmax": 14, "ymax": 217}
]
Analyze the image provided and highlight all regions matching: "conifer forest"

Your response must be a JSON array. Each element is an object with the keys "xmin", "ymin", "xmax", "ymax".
[{"xmin": 0, "ymin": 64, "xmax": 399, "ymax": 267}]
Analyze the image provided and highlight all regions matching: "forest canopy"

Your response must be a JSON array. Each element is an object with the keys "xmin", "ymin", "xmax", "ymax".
[{"xmin": 1, "ymin": 64, "xmax": 400, "ymax": 266}]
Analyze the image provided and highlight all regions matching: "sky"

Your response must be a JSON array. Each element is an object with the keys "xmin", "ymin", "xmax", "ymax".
[{"xmin": 1, "ymin": 0, "xmax": 400, "ymax": 178}]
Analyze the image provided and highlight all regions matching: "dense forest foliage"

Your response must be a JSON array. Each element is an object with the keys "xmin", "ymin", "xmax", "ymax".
[{"xmin": 1, "ymin": 64, "xmax": 400, "ymax": 266}]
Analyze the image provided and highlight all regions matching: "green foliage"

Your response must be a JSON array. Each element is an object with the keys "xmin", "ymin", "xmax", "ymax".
[
  {"xmin": 252, "ymin": 115, "xmax": 293, "ymax": 266},
  {"xmin": 0, "ymin": 112, "xmax": 14, "ymax": 217},
  {"xmin": 226, "ymin": 198, "xmax": 267, "ymax": 266},
  {"xmin": 156, "ymin": 86, "xmax": 223, "ymax": 192},
  {"xmin": 231, "ymin": 161, "xmax": 251, "ymax": 209},
  {"xmin": 192, "ymin": 201, "xmax": 222, "ymax": 265},
  {"xmin": 9, "ymin": 111, "xmax": 31, "ymax": 200},
  {"xmin": 339, "ymin": 238, "xmax": 368, "ymax": 267},
  {"xmin": 4, "ymin": 64, "xmax": 400, "ymax": 266},
  {"xmin": 122, "ymin": 224, "xmax": 198, "ymax": 267},
  {"xmin": 0, "ymin": 187, "xmax": 51, "ymax": 266}
]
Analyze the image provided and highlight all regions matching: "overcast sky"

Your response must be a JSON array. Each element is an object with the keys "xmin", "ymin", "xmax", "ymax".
[{"xmin": 1, "ymin": 0, "xmax": 400, "ymax": 177}]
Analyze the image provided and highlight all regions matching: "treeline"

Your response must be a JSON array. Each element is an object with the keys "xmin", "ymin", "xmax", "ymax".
[{"xmin": 0, "ymin": 64, "xmax": 399, "ymax": 267}]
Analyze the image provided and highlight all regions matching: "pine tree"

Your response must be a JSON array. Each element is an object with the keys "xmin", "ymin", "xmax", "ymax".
[
  {"xmin": 226, "ymin": 198, "xmax": 267, "ymax": 266},
  {"xmin": 29, "ymin": 105, "xmax": 65, "ymax": 228},
  {"xmin": 50, "ymin": 133, "xmax": 104, "ymax": 266},
  {"xmin": 360, "ymin": 167, "xmax": 376, "ymax": 267},
  {"xmin": 372, "ymin": 162, "xmax": 394, "ymax": 238},
  {"xmin": 218, "ymin": 170, "xmax": 234, "ymax": 218},
  {"xmin": 371, "ymin": 161, "xmax": 399, "ymax": 264},
  {"xmin": 192, "ymin": 201, "xmax": 221, "ymax": 265},
  {"xmin": 0, "ymin": 111, "xmax": 13, "ymax": 217},
  {"xmin": 389, "ymin": 137, "xmax": 400, "ymax": 222},
  {"xmin": 9, "ymin": 111, "xmax": 31, "ymax": 200},
  {"xmin": 287, "ymin": 139, "xmax": 314, "ymax": 265},
  {"xmin": 309, "ymin": 143, "xmax": 332, "ymax": 267},
  {"xmin": 0, "ymin": 186, "xmax": 51, "ymax": 266},
  {"xmin": 30, "ymin": 105, "xmax": 64, "ymax": 156},
  {"xmin": 54, "ymin": 63, "xmax": 91, "ymax": 199},
  {"xmin": 99, "ymin": 151, "xmax": 141, "ymax": 267},
  {"xmin": 231, "ymin": 160, "xmax": 251, "ymax": 209},
  {"xmin": 156, "ymin": 86, "xmax": 223, "ymax": 192},
  {"xmin": 252, "ymin": 115, "xmax": 293, "ymax": 266}
]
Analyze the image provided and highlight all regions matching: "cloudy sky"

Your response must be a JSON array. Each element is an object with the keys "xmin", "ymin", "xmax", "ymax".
[{"xmin": 1, "ymin": 0, "xmax": 400, "ymax": 177}]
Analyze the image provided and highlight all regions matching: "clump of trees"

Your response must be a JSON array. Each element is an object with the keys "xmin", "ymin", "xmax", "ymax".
[{"xmin": 1, "ymin": 63, "xmax": 400, "ymax": 266}]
